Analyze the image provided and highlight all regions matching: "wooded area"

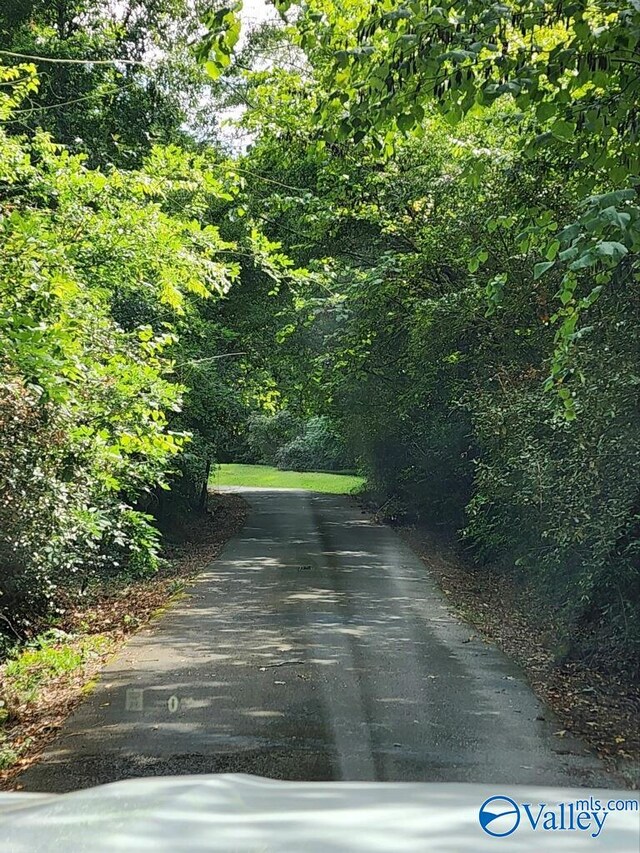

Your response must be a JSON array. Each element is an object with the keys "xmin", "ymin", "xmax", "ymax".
[{"xmin": 0, "ymin": 0, "xmax": 638, "ymax": 688}]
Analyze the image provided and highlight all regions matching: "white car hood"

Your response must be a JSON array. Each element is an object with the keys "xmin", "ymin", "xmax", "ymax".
[{"xmin": 0, "ymin": 775, "xmax": 637, "ymax": 852}]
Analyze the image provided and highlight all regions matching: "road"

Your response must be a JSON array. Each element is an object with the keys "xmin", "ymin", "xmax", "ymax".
[{"xmin": 19, "ymin": 488, "xmax": 613, "ymax": 792}]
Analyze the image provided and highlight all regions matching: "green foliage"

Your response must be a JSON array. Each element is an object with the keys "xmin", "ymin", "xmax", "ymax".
[
  {"xmin": 0, "ymin": 61, "xmax": 38, "ymax": 119},
  {"xmin": 242, "ymin": 407, "xmax": 351, "ymax": 472},
  {"xmin": 276, "ymin": 416, "xmax": 350, "ymax": 472},
  {"xmin": 271, "ymin": 0, "xmax": 640, "ymax": 409},
  {"xmin": 3, "ymin": 632, "xmax": 112, "ymax": 697},
  {"xmin": 0, "ymin": 51, "xmax": 306, "ymax": 635},
  {"xmin": 0, "ymin": 739, "xmax": 19, "ymax": 770},
  {"xmin": 245, "ymin": 409, "xmax": 304, "ymax": 465},
  {"xmin": 197, "ymin": 2, "xmax": 243, "ymax": 81},
  {"xmin": 0, "ymin": 65, "xmax": 241, "ymax": 628},
  {"xmin": 219, "ymin": 31, "xmax": 639, "ymax": 670},
  {"xmin": 0, "ymin": 0, "xmax": 208, "ymax": 167},
  {"xmin": 0, "ymin": 629, "xmax": 113, "ymax": 748},
  {"xmin": 0, "ymin": 0, "xmax": 637, "ymax": 686}
]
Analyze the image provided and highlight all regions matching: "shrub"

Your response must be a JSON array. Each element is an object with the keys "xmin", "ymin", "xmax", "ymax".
[
  {"xmin": 245, "ymin": 410, "xmax": 303, "ymax": 465},
  {"xmin": 276, "ymin": 416, "xmax": 350, "ymax": 472}
]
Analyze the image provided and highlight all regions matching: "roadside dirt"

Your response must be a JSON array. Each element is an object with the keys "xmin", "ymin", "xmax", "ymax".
[
  {"xmin": 402, "ymin": 525, "xmax": 640, "ymax": 789},
  {"xmin": 0, "ymin": 492, "xmax": 247, "ymax": 790}
]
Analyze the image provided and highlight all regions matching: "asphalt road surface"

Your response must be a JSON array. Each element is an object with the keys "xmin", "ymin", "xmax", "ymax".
[{"xmin": 19, "ymin": 489, "xmax": 613, "ymax": 792}]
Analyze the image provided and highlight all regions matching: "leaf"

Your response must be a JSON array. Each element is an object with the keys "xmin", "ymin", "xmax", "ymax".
[
  {"xmin": 204, "ymin": 60, "xmax": 221, "ymax": 81},
  {"xmin": 546, "ymin": 241, "xmax": 560, "ymax": 261},
  {"xmin": 550, "ymin": 119, "xmax": 575, "ymax": 142},
  {"xmin": 397, "ymin": 113, "xmax": 415, "ymax": 132},
  {"xmin": 534, "ymin": 261, "xmax": 555, "ymax": 279},
  {"xmin": 599, "ymin": 206, "xmax": 631, "ymax": 231},
  {"xmin": 536, "ymin": 101, "xmax": 556, "ymax": 122},
  {"xmin": 558, "ymin": 246, "xmax": 579, "ymax": 262},
  {"xmin": 558, "ymin": 223, "xmax": 581, "ymax": 244},
  {"xmin": 569, "ymin": 253, "xmax": 595, "ymax": 271},
  {"xmin": 595, "ymin": 241, "xmax": 628, "ymax": 262},
  {"xmin": 589, "ymin": 189, "xmax": 635, "ymax": 207}
]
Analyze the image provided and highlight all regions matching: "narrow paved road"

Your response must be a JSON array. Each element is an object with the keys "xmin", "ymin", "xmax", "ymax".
[{"xmin": 20, "ymin": 489, "xmax": 612, "ymax": 792}]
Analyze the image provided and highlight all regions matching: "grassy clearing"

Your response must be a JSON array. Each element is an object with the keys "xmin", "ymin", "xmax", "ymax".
[{"xmin": 211, "ymin": 463, "xmax": 365, "ymax": 494}]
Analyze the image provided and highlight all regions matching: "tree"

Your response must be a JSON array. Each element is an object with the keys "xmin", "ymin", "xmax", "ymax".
[
  {"xmin": 194, "ymin": 13, "xmax": 640, "ymax": 669},
  {"xmin": 0, "ymin": 64, "xmax": 240, "ymax": 627},
  {"xmin": 0, "ymin": 0, "xmax": 211, "ymax": 166},
  {"xmin": 266, "ymin": 0, "xmax": 640, "ymax": 411}
]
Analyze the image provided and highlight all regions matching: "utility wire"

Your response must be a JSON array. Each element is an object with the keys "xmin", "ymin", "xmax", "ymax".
[
  {"xmin": 8, "ymin": 82, "xmax": 138, "ymax": 116},
  {"xmin": 0, "ymin": 49, "xmax": 151, "ymax": 67}
]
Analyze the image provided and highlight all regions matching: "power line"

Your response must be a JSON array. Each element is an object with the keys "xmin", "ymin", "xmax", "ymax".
[
  {"xmin": 0, "ymin": 49, "xmax": 151, "ymax": 67},
  {"xmin": 223, "ymin": 164, "xmax": 309, "ymax": 192},
  {"xmin": 8, "ymin": 82, "xmax": 138, "ymax": 116}
]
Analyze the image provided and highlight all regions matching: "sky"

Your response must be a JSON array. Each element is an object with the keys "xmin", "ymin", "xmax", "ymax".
[
  {"xmin": 241, "ymin": 0, "xmax": 278, "ymax": 30},
  {"xmin": 214, "ymin": 1, "xmax": 279, "ymax": 150}
]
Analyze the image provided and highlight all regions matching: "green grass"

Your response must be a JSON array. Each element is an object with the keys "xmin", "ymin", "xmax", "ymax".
[
  {"xmin": 0, "ymin": 631, "xmax": 114, "ymax": 772},
  {"xmin": 0, "ymin": 736, "xmax": 21, "ymax": 770},
  {"xmin": 2, "ymin": 632, "xmax": 113, "ymax": 707},
  {"xmin": 210, "ymin": 464, "xmax": 364, "ymax": 494}
]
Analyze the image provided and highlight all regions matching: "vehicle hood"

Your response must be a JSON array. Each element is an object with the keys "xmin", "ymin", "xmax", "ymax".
[{"xmin": 0, "ymin": 774, "xmax": 637, "ymax": 852}]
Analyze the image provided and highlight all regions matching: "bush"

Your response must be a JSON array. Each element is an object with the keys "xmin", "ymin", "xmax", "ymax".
[
  {"xmin": 464, "ymin": 289, "xmax": 640, "ymax": 668},
  {"xmin": 245, "ymin": 410, "xmax": 303, "ymax": 465},
  {"xmin": 276, "ymin": 416, "xmax": 350, "ymax": 472}
]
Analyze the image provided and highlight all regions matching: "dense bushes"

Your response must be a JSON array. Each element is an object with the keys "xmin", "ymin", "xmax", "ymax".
[
  {"xmin": 275, "ymin": 416, "xmax": 350, "ymax": 472},
  {"xmin": 244, "ymin": 411, "xmax": 351, "ymax": 472},
  {"xmin": 331, "ymin": 139, "xmax": 640, "ymax": 666},
  {"xmin": 0, "ymin": 50, "xmax": 302, "ymax": 638},
  {"xmin": 2, "ymin": 0, "xmax": 638, "ymax": 681},
  {"xmin": 245, "ymin": 410, "xmax": 303, "ymax": 465},
  {"xmin": 465, "ymin": 285, "xmax": 640, "ymax": 664},
  {"xmin": 331, "ymin": 144, "xmax": 640, "ymax": 667},
  {"xmin": 226, "ymin": 36, "xmax": 640, "ymax": 670}
]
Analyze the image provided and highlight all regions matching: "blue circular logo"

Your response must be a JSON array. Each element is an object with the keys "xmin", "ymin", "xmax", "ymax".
[{"xmin": 479, "ymin": 795, "xmax": 521, "ymax": 837}]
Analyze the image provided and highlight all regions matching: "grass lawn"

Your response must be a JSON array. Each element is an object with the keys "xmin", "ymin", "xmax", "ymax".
[{"xmin": 210, "ymin": 464, "xmax": 364, "ymax": 494}]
